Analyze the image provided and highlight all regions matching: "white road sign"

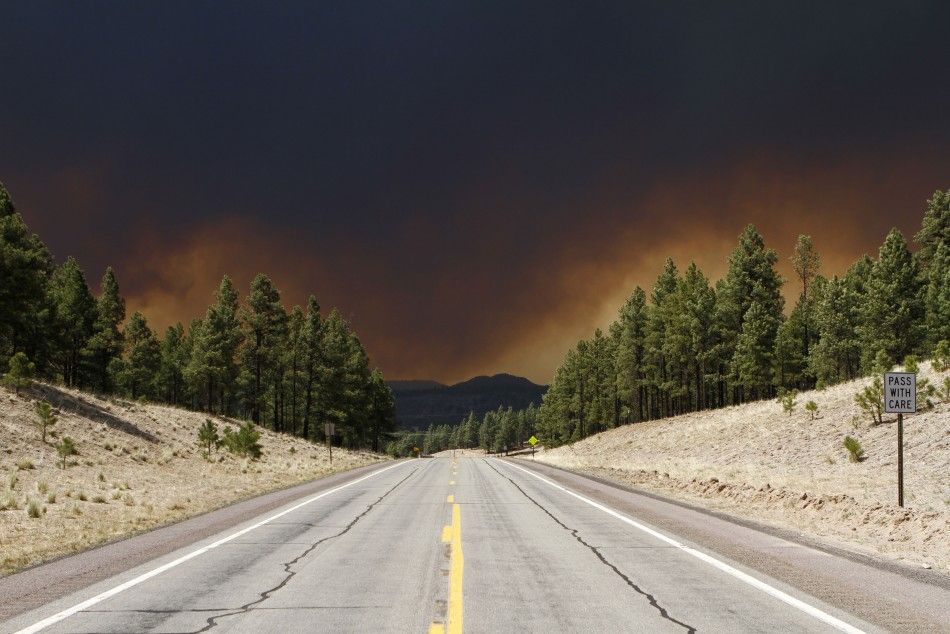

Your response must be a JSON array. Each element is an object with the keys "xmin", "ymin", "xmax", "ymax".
[{"xmin": 884, "ymin": 372, "xmax": 916, "ymax": 414}]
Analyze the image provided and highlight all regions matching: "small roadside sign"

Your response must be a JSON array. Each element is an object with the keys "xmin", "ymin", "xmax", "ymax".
[
  {"xmin": 324, "ymin": 422, "xmax": 335, "ymax": 437},
  {"xmin": 527, "ymin": 436, "xmax": 539, "ymax": 446},
  {"xmin": 884, "ymin": 372, "xmax": 916, "ymax": 413},
  {"xmin": 884, "ymin": 371, "xmax": 916, "ymax": 508}
]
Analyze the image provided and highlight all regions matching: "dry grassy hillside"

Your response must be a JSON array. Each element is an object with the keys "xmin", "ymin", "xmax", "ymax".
[
  {"xmin": 0, "ymin": 384, "xmax": 386, "ymax": 575},
  {"xmin": 537, "ymin": 362, "xmax": 950, "ymax": 572}
]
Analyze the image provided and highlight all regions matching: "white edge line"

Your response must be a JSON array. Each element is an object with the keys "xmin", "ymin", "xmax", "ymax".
[
  {"xmin": 497, "ymin": 459, "xmax": 865, "ymax": 634},
  {"xmin": 15, "ymin": 460, "xmax": 411, "ymax": 634}
]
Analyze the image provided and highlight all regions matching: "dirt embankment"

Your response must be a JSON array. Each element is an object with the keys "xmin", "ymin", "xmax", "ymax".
[
  {"xmin": 0, "ymin": 384, "xmax": 387, "ymax": 575},
  {"xmin": 537, "ymin": 363, "xmax": 950, "ymax": 572}
]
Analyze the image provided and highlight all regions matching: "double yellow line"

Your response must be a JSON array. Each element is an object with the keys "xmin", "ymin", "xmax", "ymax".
[{"xmin": 431, "ymin": 467, "xmax": 464, "ymax": 634}]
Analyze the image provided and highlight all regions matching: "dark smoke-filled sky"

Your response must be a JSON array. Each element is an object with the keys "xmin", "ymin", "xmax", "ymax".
[{"xmin": 2, "ymin": 2, "xmax": 950, "ymax": 383}]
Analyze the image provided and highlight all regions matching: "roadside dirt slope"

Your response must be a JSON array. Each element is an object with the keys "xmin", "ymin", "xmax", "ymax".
[
  {"xmin": 537, "ymin": 362, "xmax": 950, "ymax": 572},
  {"xmin": 0, "ymin": 384, "xmax": 386, "ymax": 575}
]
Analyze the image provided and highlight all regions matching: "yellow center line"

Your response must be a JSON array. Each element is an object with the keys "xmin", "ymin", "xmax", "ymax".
[
  {"xmin": 448, "ymin": 503, "xmax": 464, "ymax": 633},
  {"xmin": 449, "ymin": 480, "xmax": 455, "ymax": 485},
  {"xmin": 446, "ymin": 494, "xmax": 454, "ymax": 503},
  {"xmin": 432, "ymin": 501, "xmax": 464, "ymax": 633}
]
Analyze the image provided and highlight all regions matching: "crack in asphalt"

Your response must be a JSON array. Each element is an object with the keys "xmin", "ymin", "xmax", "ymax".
[
  {"xmin": 190, "ymin": 466, "xmax": 419, "ymax": 632},
  {"xmin": 484, "ymin": 460, "xmax": 696, "ymax": 633}
]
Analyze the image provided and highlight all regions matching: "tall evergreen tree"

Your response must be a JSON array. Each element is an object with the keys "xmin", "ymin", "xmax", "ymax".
[
  {"xmin": 614, "ymin": 286, "xmax": 648, "ymax": 423},
  {"xmin": 241, "ymin": 274, "xmax": 285, "ymax": 425},
  {"xmin": 859, "ymin": 229, "xmax": 925, "ymax": 367},
  {"xmin": 368, "ymin": 367, "xmax": 396, "ymax": 452},
  {"xmin": 924, "ymin": 241, "xmax": 950, "ymax": 348},
  {"xmin": 0, "ymin": 183, "xmax": 54, "ymax": 368},
  {"xmin": 48, "ymin": 257, "xmax": 96, "ymax": 387},
  {"xmin": 119, "ymin": 312, "xmax": 160, "ymax": 399},
  {"xmin": 732, "ymin": 293, "xmax": 780, "ymax": 399},
  {"xmin": 914, "ymin": 189, "xmax": 950, "ymax": 270},
  {"xmin": 158, "ymin": 323, "xmax": 187, "ymax": 404},
  {"xmin": 809, "ymin": 276, "xmax": 863, "ymax": 385},
  {"xmin": 300, "ymin": 296, "xmax": 323, "ymax": 441},
  {"xmin": 85, "ymin": 268, "xmax": 125, "ymax": 392},
  {"xmin": 717, "ymin": 225, "xmax": 784, "ymax": 401},
  {"xmin": 790, "ymin": 235, "xmax": 821, "ymax": 366}
]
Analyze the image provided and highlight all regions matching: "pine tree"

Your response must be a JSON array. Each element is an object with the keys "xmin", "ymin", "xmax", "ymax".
[
  {"xmin": 158, "ymin": 323, "xmax": 187, "ymax": 404},
  {"xmin": 614, "ymin": 286, "xmax": 647, "ymax": 422},
  {"xmin": 808, "ymin": 276, "xmax": 863, "ymax": 385},
  {"xmin": 211, "ymin": 276, "xmax": 243, "ymax": 413},
  {"xmin": 732, "ymin": 294, "xmax": 779, "ymax": 399},
  {"xmin": 300, "ymin": 296, "xmax": 323, "ymax": 441},
  {"xmin": 914, "ymin": 189, "xmax": 950, "ymax": 270},
  {"xmin": 859, "ymin": 229, "xmax": 925, "ymax": 367},
  {"xmin": 643, "ymin": 259, "xmax": 678, "ymax": 418},
  {"xmin": 790, "ymin": 235, "xmax": 821, "ymax": 377},
  {"xmin": 120, "ymin": 312, "xmax": 160, "ymax": 400},
  {"xmin": 241, "ymin": 274, "xmax": 285, "ymax": 425},
  {"xmin": 0, "ymin": 183, "xmax": 54, "ymax": 370},
  {"xmin": 286, "ymin": 305, "xmax": 305, "ymax": 435},
  {"xmin": 85, "ymin": 268, "xmax": 125, "ymax": 392},
  {"xmin": 368, "ymin": 368, "xmax": 395, "ymax": 452},
  {"xmin": 2, "ymin": 351, "xmax": 35, "ymax": 396},
  {"xmin": 48, "ymin": 257, "xmax": 96, "ymax": 387},
  {"xmin": 924, "ymin": 242, "xmax": 950, "ymax": 348},
  {"xmin": 716, "ymin": 225, "xmax": 784, "ymax": 402},
  {"xmin": 774, "ymin": 303, "xmax": 807, "ymax": 390}
]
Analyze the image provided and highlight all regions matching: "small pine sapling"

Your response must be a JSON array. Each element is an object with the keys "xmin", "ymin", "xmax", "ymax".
[
  {"xmin": 805, "ymin": 400, "xmax": 819, "ymax": 419},
  {"xmin": 197, "ymin": 419, "xmax": 221, "ymax": 458},
  {"xmin": 778, "ymin": 388, "xmax": 798, "ymax": 416},
  {"xmin": 57, "ymin": 437, "xmax": 76, "ymax": 469},
  {"xmin": 855, "ymin": 377, "xmax": 884, "ymax": 425},
  {"xmin": 903, "ymin": 355, "xmax": 936, "ymax": 410},
  {"xmin": 222, "ymin": 422, "xmax": 262, "ymax": 459},
  {"xmin": 940, "ymin": 376, "xmax": 950, "ymax": 402},
  {"xmin": 33, "ymin": 401, "xmax": 57, "ymax": 443},
  {"xmin": 843, "ymin": 436, "xmax": 865, "ymax": 462},
  {"xmin": 2, "ymin": 352, "xmax": 35, "ymax": 396}
]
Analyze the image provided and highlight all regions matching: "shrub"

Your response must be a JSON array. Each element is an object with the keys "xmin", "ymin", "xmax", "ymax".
[
  {"xmin": 7, "ymin": 471, "xmax": 18, "ymax": 491},
  {"xmin": 222, "ymin": 423, "xmax": 262, "ymax": 459},
  {"xmin": 903, "ymin": 355, "xmax": 936, "ymax": 410},
  {"xmin": 97, "ymin": 472, "xmax": 105, "ymax": 482},
  {"xmin": 26, "ymin": 498, "xmax": 42, "ymax": 518},
  {"xmin": 934, "ymin": 340, "xmax": 950, "ymax": 372},
  {"xmin": 33, "ymin": 401, "xmax": 57, "ymax": 443},
  {"xmin": 46, "ymin": 491, "xmax": 56, "ymax": 504},
  {"xmin": 805, "ymin": 400, "xmax": 819, "ymax": 419},
  {"xmin": 78, "ymin": 490, "xmax": 88, "ymax": 502},
  {"xmin": 843, "ymin": 436, "xmax": 865, "ymax": 462},
  {"xmin": 57, "ymin": 437, "xmax": 77, "ymax": 469},
  {"xmin": 36, "ymin": 480, "xmax": 48, "ymax": 495},
  {"xmin": 92, "ymin": 495, "xmax": 107, "ymax": 504},
  {"xmin": 940, "ymin": 376, "xmax": 950, "ymax": 402},
  {"xmin": 197, "ymin": 419, "xmax": 221, "ymax": 458},
  {"xmin": 855, "ymin": 377, "xmax": 884, "ymax": 425},
  {"xmin": 16, "ymin": 459, "xmax": 33, "ymax": 470},
  {"xmin": 1, "ymin": 352, "xmax": 35, "ymax": 396},
  {"xmin": 0, "ymin": 492, "xmax": 18, "ymax": 511},
  {"xmin": 778, "ymin": 389, "xmax": 798, "ymax": 416}
]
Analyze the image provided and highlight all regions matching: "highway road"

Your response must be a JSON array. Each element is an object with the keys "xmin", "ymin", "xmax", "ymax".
[{"xmin": 2, "ymin": 457, "xmax": 949, "ymax": 633}]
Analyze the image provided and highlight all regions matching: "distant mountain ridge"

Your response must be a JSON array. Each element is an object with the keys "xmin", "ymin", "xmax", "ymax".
[{"xmin": 388, "ymin": 373, "xmax": 547, "ymax": 429}]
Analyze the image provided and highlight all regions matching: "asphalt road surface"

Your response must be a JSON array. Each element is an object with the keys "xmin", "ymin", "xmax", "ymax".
[{"xmin": 2, "ymin": 457, "xmax": 949, "ymax": 633}]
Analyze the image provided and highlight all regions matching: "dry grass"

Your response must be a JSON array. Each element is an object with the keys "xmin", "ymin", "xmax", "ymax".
[
  {"xmin": 537, "ymin": 361, "xmax": 950, "ymax": 572},
  {"xmin": 0, "ymin": 385, "xmax": 387, "ymax": 575}
]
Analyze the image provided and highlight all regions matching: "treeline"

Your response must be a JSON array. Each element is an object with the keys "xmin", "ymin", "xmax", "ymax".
[
  {"xmin": 539, "ymin": 191, "xmax": 950, "ymax": 447},
  {"xmin": 0, "ymin": 183, "xmax": 396, "ymax": 451},
  {"xmin": 387, "ymin": 404, "xmax": 539, "ymax": 456}
]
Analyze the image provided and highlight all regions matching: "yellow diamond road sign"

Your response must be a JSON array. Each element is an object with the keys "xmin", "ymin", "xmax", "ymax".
[{"xmin": 528, "ymin": 436, "xmax": 539, "ymax": 446}]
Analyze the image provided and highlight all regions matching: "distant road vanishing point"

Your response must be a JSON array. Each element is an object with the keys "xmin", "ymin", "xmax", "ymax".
[{"xmin": 2, "ymin": 458, "xmax": 948, "ymax": 633}]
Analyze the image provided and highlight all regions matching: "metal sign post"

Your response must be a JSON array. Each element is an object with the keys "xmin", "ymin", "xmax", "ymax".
[{"xmin": 884, "ymin": 372, "xmax": 915, "ymax": 507}]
